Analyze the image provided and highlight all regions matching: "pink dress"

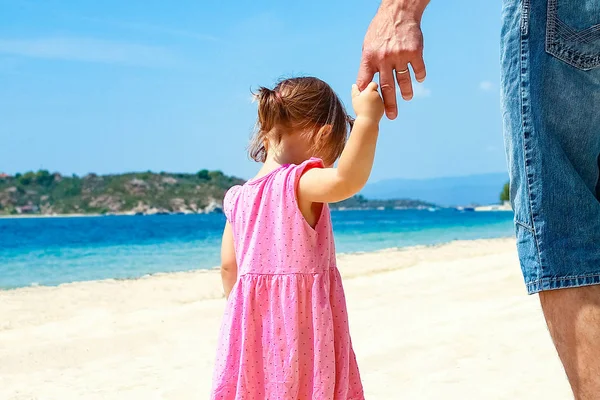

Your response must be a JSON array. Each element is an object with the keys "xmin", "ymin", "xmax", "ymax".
[{"xmin": 211, "ymin": 158, "xmax": 364, "ymax": 400}]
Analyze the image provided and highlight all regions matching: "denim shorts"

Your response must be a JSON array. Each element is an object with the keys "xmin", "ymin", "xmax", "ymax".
[{"xmin": 500, "ymin": 0, "xmax": 600, "ymax": 294}]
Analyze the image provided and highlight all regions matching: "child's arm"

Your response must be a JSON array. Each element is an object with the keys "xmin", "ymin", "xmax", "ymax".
[
  {"xmin": 298, "ymin": 82, "xmax": 384, "ymax": 204},
  {"xmin": 220, "ymin": 222, "xmax": 237, "ymax": 298}
]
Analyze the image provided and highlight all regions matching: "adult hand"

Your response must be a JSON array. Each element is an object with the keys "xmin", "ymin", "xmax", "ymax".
[{"xmin": 357, "ymin": 1, "xmax": 429, "ymax": 120}]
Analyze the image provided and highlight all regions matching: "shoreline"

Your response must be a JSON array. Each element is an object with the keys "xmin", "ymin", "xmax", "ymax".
[
  {"xmin": 0, "ymin": 213, "xmax": 103, "ymax": 219},
  {"xmin": 0, "ymin": 236, "xmax": 514, "ymax": 293},
  {"xmin": 0, "ymin": 207, "xmax": 513, "ymax": 219}
]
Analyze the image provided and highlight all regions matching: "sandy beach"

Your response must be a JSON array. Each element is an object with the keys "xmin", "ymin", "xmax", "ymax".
[{"xmin": 0, "ymin": 238, "xmax": 572, "ymax": 399}]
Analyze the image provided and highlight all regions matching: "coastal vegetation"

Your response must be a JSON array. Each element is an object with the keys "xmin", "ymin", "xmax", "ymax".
[
  {"xmin": 0, "ymin": 170, "xmax": 243, "ymax": 215},
  {"xmin": 331, "ymin": 195, "xmax": 436, "ymax": 210},
  {"xmin": 500, "ymin": 182, "xmax": 509, "ymax": 203},
  {"xmin": 0, "ymin": 170, "xmax": 435, "ymax": 216}
]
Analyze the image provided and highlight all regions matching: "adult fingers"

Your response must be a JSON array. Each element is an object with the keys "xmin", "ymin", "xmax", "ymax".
[
  {"xmin": 395, "ymin": 65, "xmax": 413, "ymax": 101},
  {"xmin": 379, "ymin": 68, "xmax": 398, "ymax": 120},
  {"xmin": 410, "ymin": 55, "xmax": 427, "ymax": 83},
  {"xmin": 357, "ymin": 57, "xmax": 376, "ymax": 91}
]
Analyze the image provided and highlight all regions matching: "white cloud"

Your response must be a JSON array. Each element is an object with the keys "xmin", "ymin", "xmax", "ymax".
[
  {"xmin": 0, "ymin": 37, "xmax": 180, "ymax": 67},
  {"xmin": 479, "ymin": 81, "xmax": 494, "ymax": 91},
  {"xmin": 397, "ymin": 83, "xmax": 431, "ymax": 99},
  {"xmin": 413, "ymin": 84, "xmax": 432, "ymax": 98}
]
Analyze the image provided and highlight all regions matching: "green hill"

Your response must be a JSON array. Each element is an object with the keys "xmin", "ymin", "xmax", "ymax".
[
  {"xmin": 330, "ymin": 194, "xmax": 436, "ymax": 210},
  {"xmin": 0, "ymin": 170, "xmax": 437, "ymax": 216},
  {"xmin": 0, "ymin": 170, "xmax": 244, "ymax": 215}
]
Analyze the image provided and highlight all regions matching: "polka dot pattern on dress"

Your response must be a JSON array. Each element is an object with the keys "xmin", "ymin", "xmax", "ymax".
[{"xmin": 211, "ymin": 158, "xmax": 365, "ymax": 400}]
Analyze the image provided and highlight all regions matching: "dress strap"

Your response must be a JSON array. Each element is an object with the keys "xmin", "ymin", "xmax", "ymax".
[{"xmin": 285, "ymin": 157, "xmax": 325, "ymax": 200}]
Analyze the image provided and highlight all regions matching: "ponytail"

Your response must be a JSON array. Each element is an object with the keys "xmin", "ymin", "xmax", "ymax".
[{"xmin": 249, "ymin": 87, "xmax": 288, "ymax": 162}]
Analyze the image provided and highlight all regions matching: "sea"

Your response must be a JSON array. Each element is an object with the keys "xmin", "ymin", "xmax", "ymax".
[{"xmin": 0, "ymin": 210, "xmax": 515, "ymax": 290}]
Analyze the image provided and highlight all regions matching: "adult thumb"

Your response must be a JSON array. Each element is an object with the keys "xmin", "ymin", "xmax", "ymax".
[{"xmin": 356, "ymin": 59, "xmax": 375, "ymax": 91}]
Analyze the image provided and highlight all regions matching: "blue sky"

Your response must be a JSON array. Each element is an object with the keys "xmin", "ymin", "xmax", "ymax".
[{"xmin": 0, "ymin": 0, "xmax": 505, "ymax": 181}]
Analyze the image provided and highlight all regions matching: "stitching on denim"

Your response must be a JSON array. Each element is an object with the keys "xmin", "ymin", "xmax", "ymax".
[
  {"xmin": 540, "ymin": 273, "xmax": 600, "ymax": 281},
  {"xmin": 545, "ymin": 0, "xmax": 557, "ymax": 52},
  {"xmin": 519, "ymin": 17, "xmax": 545, "ymax": 281},
  {"xmin": 521, "ymin": 0, "xmax": 530, "ymax": 36},
  {"xmin": 548, "ymin": 48, "xmax": 600, "ymax": 70},
  {"xmin": 545, "ymin": 0, "xmax": 600, "ymax": 70},
  {"xmin": 527, "ymin": 274, "xmax": 600, "ymax": 292},
  {"xmin": 515, "ymin": 220, "xmax": 535, "ymax": 232},
  {"xmin": 555, "ymin": 19, "xmax": 600, "ymax": 44}
]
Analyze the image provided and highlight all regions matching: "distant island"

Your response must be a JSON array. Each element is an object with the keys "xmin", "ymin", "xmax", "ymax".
[
  {"xmin": 330, "ymin": 195, "xmax": 436, "ymax": 211},
  {"xmin": 0, "ymin": 170, "xmax": 244, "ymax": 216},
  {"xmin": 0, "ymin": 170, "xmax": 436, "ymax": 216},
  {"xmin": 361, "ymin": 172, "xmax": 510, "ymax": 207}
]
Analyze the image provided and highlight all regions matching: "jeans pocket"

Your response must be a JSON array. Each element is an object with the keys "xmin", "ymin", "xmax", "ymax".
[{"xmin": 545, "ymin": 0, "xmax": 600, "ymax": 70}]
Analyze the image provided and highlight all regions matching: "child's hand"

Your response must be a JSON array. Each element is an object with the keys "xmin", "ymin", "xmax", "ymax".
[{"xmin": 351, "ymin": 82, "xmax": 384, "ymax": 123}]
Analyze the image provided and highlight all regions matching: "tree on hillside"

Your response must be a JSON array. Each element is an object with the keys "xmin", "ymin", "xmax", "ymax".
[
  {"xmin": 500, "ymin": 182, "xmax": 510, "ymax": 202},
  {"xmin": 36, "ymin": 170, "xmax": 54, "ymax": 186},
  {"xmin": 18, "ymin": 171, "xmax": 36, "ymax": 185},
  {"xmin": 197, "ymin": 170, "xmax": 210, "ymax": 180}
]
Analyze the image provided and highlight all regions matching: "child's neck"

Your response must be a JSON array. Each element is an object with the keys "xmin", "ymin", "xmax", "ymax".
[
  {"xmin": 267, "ymin": 138, "xmax": 311, "ymax": 167},
  {"xmin": 256, "ymin": 144, "xmax": 310, "ymax": 179}
]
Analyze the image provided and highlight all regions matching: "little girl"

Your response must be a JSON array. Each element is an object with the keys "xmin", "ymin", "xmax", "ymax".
[{"xmin": 212, "ymin": 77, "xmax": 384, "ymax": 400}]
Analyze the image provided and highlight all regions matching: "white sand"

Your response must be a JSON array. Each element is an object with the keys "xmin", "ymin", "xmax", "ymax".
[{"xmin": 0, "ymin": 238, "xmax": 572, "ymax": 399}]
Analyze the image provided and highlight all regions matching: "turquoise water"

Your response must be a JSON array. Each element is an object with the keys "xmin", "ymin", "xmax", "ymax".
[{"xmin": 0, "ymin": 210, "xmax": 514, "ymax": 289}]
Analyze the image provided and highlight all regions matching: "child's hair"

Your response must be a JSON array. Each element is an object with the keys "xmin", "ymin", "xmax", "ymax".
[{"xmin": 249, "ymin": 77, "xmax": 354, "ymax": 166}]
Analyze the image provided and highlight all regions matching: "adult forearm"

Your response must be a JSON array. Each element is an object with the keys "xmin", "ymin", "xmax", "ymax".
[{"xmin": 380, "ymin": 0, "xmax": 430, "ymax": 20}]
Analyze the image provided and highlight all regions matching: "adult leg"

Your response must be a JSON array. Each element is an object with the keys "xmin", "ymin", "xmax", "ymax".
[
  {"xmin": 540, "ymin": 286, "xmax": 600, "ymax": 399},
  {"xmin": 501, "ymin": 0, "xmax": 600, "ymax": 397}
]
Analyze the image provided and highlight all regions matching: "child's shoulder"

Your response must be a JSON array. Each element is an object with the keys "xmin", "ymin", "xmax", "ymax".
[
  {"xmin": 223, "ymin": 185, "xmax": 243, "ymax": 219},
  {"xmin": 224, "ymin": 158, "xmax": 324, "ymax": 206}
]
